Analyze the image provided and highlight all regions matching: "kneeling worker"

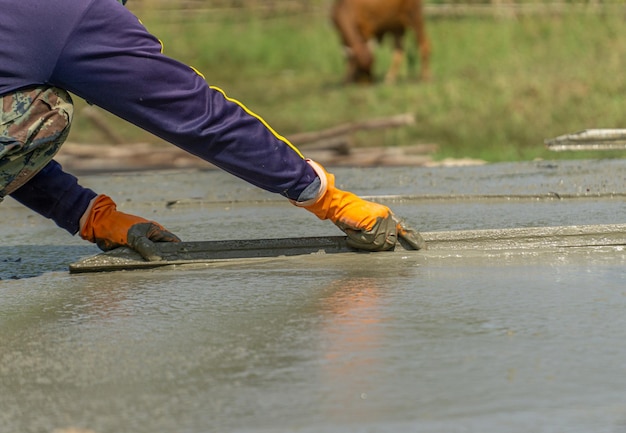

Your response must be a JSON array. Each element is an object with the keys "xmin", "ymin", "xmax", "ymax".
[{"xmin": 0, "ymin": 0, "xmax": 424, "ymax": 261}]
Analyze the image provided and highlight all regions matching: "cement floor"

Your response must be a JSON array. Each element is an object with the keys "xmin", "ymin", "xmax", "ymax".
[{"xmin": 1, "ymin": 159, "xmax": 626, "ymax": 433}]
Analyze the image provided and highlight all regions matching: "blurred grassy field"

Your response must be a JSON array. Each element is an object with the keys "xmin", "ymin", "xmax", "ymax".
[{"xmin": 67, "ymin": 3, "xmax": 626, "ymax": 162}]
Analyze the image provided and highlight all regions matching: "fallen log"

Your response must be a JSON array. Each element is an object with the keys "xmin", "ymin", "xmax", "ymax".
[
  {"xmin": 57, "ymin": 113, "xmax": 433, "ymax": 172},
  {"xmin": 287, "ymin": 113, "xmax": 415, "ymax": 148},
  {"xmin": 82, "ymin": 106, "xmax": 125, "ymax": 145}
]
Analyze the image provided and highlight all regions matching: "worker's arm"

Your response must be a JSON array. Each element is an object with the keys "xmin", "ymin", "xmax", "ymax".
[
  {"xmin": 79, "ymin": 194, "xmax": 180, "ymax": 261},
  {"xmin": 9, "ymin": 160, "xmax": 96, "ymax": 235},
  {"xmin": 10, "ymin": 160, "xmax": 180, "ymax": 261},
  {"xmin": 295, "ymin": 160, "xmax": 425, "ymax": 251}
]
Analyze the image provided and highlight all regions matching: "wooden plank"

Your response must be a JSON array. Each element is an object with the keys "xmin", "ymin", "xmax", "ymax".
[
  {"xmin": 68, "ymin": 223, "xmax": 626, "ymax": 274},
  {"xmin": 545, "ymin": 129, "xmax": 626, "ymax": 151}
]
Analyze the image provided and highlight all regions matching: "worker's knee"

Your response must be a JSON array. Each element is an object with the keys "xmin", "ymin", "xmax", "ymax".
[{"xmin": 0, "ymin": 86, "xmax": 73, "ymax": 198}]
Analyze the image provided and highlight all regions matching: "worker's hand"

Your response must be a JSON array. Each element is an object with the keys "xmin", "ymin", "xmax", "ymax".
[
  {"xmin": 294, "ymin": 160, "xmax": 426, "ymax": 251},
  {"xmin": 79, "ymin": 195, "xmax": 180, "ymax": 261}
]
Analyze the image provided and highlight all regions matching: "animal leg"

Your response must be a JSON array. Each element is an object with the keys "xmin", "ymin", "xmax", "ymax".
[
  {"xmin": 342, "ymin": 46, "xmax": 360, "ymax": 83},
  {"xmin": 332, "ymin": 3, "xmax": 374, "ymax": 83},
  {"xmin": 410, "ymin": 2, "xmax": 431, "ymax": 81},
  {"xmin": 384, "ymin": 36, "xmax": 404, "ymax": 84}
]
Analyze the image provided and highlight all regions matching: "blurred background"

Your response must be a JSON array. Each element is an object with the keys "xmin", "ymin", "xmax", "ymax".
[{"xmin": 63, "ymin": 0, "xmax": 626, "ymax": 167}]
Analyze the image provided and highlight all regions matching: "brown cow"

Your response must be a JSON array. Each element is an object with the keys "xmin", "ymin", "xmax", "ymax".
[{"xmin": 331, "ymin": 0, "xmax": 431, "ymax": 84}]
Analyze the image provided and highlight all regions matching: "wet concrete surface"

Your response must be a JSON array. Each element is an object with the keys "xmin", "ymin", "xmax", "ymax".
[{"xmin": 2, "ymin": 159, "xmax": 626, "ymax": 433}]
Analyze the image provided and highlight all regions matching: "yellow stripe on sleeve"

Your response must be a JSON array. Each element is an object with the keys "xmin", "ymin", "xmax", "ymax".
[
  {"xmin": 208, "ymin": 85, "xmax": 305, "ymax": 160},
  {"xmin": 145, "ymin": 32, "xmax": 301, "ymax": 160}
]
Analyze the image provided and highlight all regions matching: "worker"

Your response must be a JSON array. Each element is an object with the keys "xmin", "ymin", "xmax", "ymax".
[{"xmin": 1, "ymin": 0, "xmax": 424, "ymax": 261}]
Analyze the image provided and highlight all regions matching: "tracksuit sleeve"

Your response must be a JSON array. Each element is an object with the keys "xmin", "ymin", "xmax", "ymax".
[
  {"xmin": 10, "ymin": 160, "xmax": 97, "ymax": 235},
  {"xmin": 7, "ymin": 0, "xmax": 321, "ymax": 238},
  {"xmin": 49, "ymin": 0, "xmax": 318, "ymax": 202}
]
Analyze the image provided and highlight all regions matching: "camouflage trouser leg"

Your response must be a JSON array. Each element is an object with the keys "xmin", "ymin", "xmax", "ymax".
[{"xmin": 0, "ymin": 86, "xmax": 74, "ymax": 200}]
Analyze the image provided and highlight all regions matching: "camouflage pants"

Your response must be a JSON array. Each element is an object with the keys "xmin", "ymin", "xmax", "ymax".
[{"xmin": 0, "ymin": 86, "xmax": 73, "ymax": 200}]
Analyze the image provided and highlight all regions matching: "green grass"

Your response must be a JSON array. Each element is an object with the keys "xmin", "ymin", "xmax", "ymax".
[{"xmin": 67, "ymin": 7, "xmax": 626, "ymax": 162}]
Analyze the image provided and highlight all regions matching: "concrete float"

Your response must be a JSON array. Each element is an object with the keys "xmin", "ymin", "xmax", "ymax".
[{"xmin": 69, "ymin": 223, "xmax": 626, "ymax": 273}]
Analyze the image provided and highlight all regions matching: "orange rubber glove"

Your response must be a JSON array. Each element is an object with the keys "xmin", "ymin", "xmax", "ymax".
[
  {"xmin": 294, "ymin": 160, "xmax": 426, "ymax": 251},
  {"xmin": 79, "ymin": 195, "xmax": 180, "ymax": 261}
]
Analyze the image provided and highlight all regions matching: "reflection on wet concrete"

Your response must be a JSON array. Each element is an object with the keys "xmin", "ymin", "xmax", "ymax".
[{"xmin": 2, "ymin": 160, "xmax": 626, "ymax": 433}]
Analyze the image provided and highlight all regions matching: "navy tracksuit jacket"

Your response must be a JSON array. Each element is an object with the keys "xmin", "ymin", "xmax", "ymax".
[{"xmin": 1, "ymin": 0, "xmax": 317, "ymax": 234}]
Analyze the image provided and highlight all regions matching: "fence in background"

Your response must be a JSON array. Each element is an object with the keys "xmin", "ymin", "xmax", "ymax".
[{"xmin": 127, "ymin": 0, "xmax": 626, "ymax": 19}]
